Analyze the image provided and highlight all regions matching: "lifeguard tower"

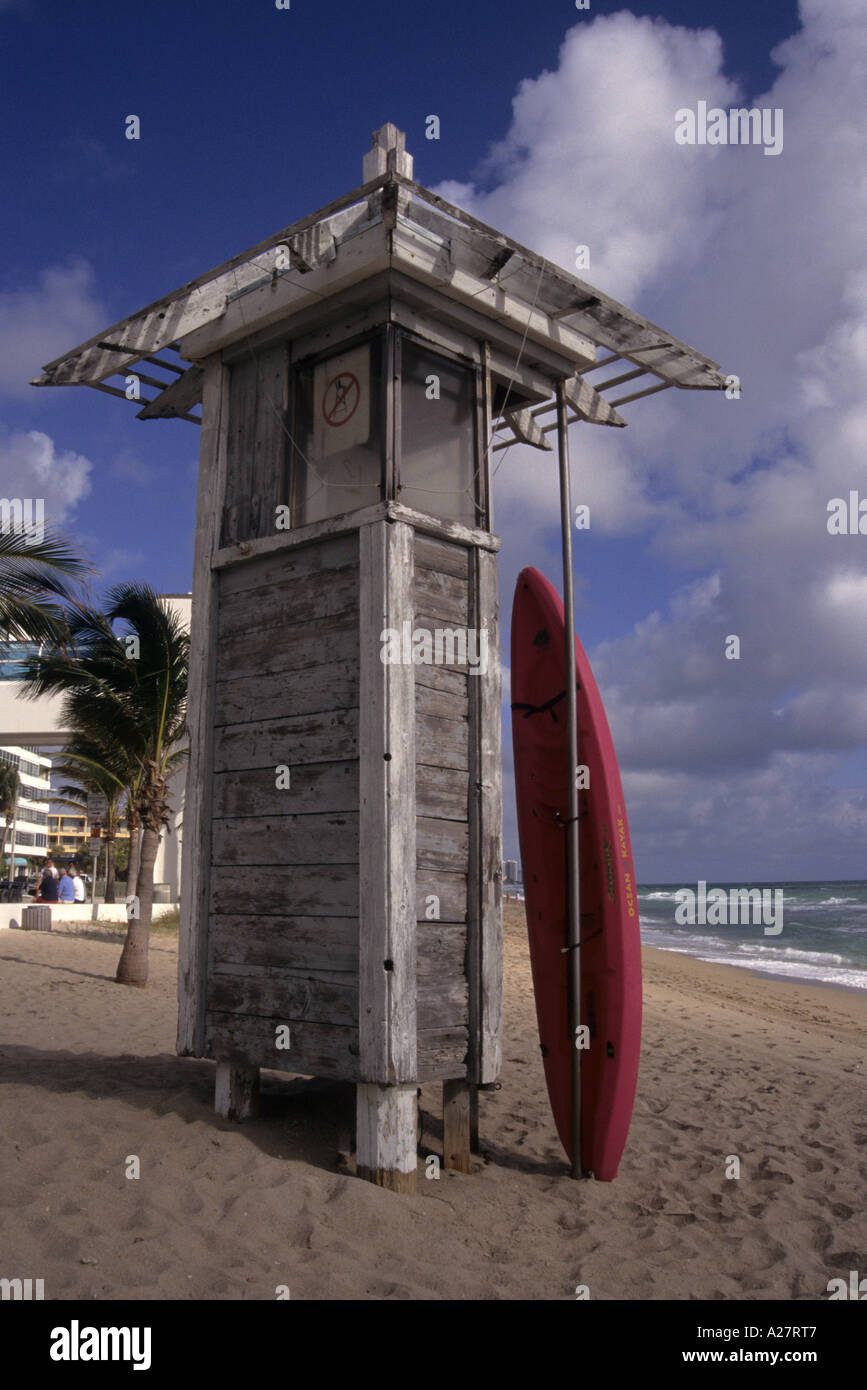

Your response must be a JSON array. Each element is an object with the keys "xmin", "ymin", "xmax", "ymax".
[{"xmin": 33, "ymin": 124, "xmax": 727, "ymax": 1190}]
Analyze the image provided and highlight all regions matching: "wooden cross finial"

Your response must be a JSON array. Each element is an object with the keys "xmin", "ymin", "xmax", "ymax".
[{"xmin": 363, "ymin": 124, "xmax": 414, "ymax": 182}]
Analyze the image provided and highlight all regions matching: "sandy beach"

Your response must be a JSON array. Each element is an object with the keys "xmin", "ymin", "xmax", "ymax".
[{"xmin": 1, "ymin": 902, "xmax": 864, "ymax": 1301}]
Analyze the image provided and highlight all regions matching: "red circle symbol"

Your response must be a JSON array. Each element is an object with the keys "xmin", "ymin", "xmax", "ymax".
[{"xmin": 322, "ymin": 371, "xmax": 361, "ymax": 427}]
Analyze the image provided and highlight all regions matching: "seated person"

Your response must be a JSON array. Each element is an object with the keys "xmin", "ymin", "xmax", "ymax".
[
  {"xmin": 68, "ymin": 864, "xmax": 85, "ymax": 902},
  {"xmin": 57, "ymin": 870, "xmax": 76, "ymax": 904},
  {"xmin": 39, "ymin": 869, "xmax": 59, "ymax": 903}
]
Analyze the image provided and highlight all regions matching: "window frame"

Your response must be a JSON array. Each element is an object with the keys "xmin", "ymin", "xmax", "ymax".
[
  {"xmin": 393, "ymin": 327, "xmax": 484, "ymax": 529},
  {"xmin": 286, "ymin": 325, "xmax": 390, "ymax": 528},
  {"xmin": 284, "ymin": 318, "xmax": 493, "ymax": 532}
]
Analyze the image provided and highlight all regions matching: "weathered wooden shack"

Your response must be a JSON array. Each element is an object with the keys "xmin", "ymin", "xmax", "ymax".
[{"xmin": 32, "ymin": 124, "xmax": 727, "ymax": 1190}]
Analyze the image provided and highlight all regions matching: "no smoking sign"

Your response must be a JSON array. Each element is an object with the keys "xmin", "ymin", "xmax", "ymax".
[
  {"xmin": 313, "ymin": 345, "xmax": 370, "ymax": 458},
  {"xmin": 322, "ymin": 371, "xmax": 360, "ymax": 427}
]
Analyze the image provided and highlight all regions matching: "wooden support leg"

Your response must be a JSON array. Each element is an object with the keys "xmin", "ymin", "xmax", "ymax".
[
  {"xmin": 333, "ymin": 1081, "xmax": 354, "ymax": 1169},
  {"xmin": 356, "ymin": 1083, "xmax": 417, "ymax": 1193},
  {"xmin": 215, "ymin": 1062, "xmax": 260, "ymax": 1122},
  {"xmin": 443, "ymin": 1079, "xmax": 471, "ymax": 1173},
  {"xmin": 469, "ymin": 1084, "xmax": 480, "ymax": 1155}
]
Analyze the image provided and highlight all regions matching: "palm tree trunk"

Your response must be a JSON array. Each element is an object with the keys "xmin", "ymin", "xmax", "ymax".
[
  {"xmin": 104, "ymin": 833, "xmax": 116, "ymax": 904},
  {"xmin": 126, "ymin": 822, "xmax": 141, "ymax": 901},
  {"xmin": 2, "ymin": 817, "xmax": 10, "ymax": 878},
  {"xmin": 115, "ymin": 825, "xmax": 159, "ymax": 987}
]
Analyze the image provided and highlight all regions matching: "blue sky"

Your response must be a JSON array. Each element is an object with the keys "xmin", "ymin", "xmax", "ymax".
[{"xmin": 2, "ymin": 0, "xmax": 865, "ymax": 879}]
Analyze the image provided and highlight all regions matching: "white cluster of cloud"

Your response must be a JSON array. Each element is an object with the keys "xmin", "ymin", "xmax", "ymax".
[
  {"xmin": 0, "ymin": 260, "xmax": 105, "ymax": 398},
  {"xmin": 0, "ymin": 429, "xmax": 92, "ymax": 525},
  {"xmin": 453, "ymin": 1, "xmax": 867, "ymax": 878},
  {"xmin": 0, "ymin": 261, "xmax": 106, "ymax": 530}
]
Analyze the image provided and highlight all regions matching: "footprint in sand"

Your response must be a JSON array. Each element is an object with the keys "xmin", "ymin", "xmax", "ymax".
[
  {"xmin": 812, "ymin": 1223, "xmax": 834, "ymax": 1253},
  {"xmin": 829, "ymin": 1202, "xmax": 854, "ymax": 1220},
  {"xmin": 828, "ymin": 1249, "xmax": 863, "ymax": 1268},
  {"xmin": 123, "ymin": 1204, "xmax": 157, "ymax": 1232},
  {"xmin": 805, "ymin": 1139, "xmax": 838, "ymax": 1155}
]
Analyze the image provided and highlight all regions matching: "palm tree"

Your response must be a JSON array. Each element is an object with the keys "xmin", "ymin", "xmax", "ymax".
[
  {"xmin": 21, "ymin": 585, "xmax": 188, "ymax": 986},
  {"xmin": 0, "ymin": 522, "xmax": 90, "ymax": 879},
  {"xmin": 0, "ymin": 528, "xmax": 90, "ymax": 644},
  {"xmin": 54, "ymin": 729, "xmax": 144, "ymax": 904},
  {"xmin": 56, "ymin": 720, "xmax": 143, "ymax": 901},
  {"xmin": 0, "ymin": 762, "xmax": 20, "ymax": 879},
  {"xmin": 53, "ymin": 739, "xmax": 127, "ymax": 902}
]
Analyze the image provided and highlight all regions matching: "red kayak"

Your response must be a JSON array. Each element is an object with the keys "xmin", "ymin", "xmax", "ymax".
[{"xmin": 511, "ymin": 567, "xmax": 641, "ymax": 1180}]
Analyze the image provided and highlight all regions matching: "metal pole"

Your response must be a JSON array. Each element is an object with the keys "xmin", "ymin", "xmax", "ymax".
[
  {"xmin": 9, "ymin": 776, "xmax": 19, "ymax": 888},
  {"xmin": 556, "ymin": 380, "xmax": 584, "ymax": 1180},
  {"xmin": 91, "ymin": 841, "xmax": 100, "ymax": 921}
]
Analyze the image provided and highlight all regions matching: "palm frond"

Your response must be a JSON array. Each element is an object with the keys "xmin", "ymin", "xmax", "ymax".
[
  {"xmin": 0, "ymin": 527, "xmax": 93, "ymax": 644},
  {"xmin": 0, "ymin": 528, "xmax": 92, "ymax": 576}
]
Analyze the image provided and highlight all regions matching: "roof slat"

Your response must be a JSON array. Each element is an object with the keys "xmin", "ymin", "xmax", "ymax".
[
  {"xmin": 609, "ymin": 380, "xmax": 671, "ymax": 407},
  {"xmin": 591, "ymin": 366, "xmax": 648, "ymax": 392},
  {"xmin": 89, "ymin": 382, "xmax": 156, "ymax": 405},
  {"xmin": 96, "ymin": 343, "xmax": 188, "ymax": 376},
  {"xmin": 137, "ymin": 365, "xmax": 205, "ymax": 422}
]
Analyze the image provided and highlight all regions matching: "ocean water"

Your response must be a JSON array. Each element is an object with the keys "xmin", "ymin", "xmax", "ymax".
[{"xmin": 638, "ymin": 881, "xmax": 867, "ymax": 991}]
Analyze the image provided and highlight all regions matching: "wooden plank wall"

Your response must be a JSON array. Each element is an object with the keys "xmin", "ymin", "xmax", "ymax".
[
  {"xmin": 413, "ymin": 533, "xmax": 472, "ymax": 1080},
  {"xmin": 198, "ymin": 477, "xmax": 500, "ymax": 1088},
  {"xmin": 204, "ymin": 530, "xmax": 363, "ymax": 1081},
  {"xmin": 220, "ymin": 344, "xmax": 288, "ymax": 548},
  {"xmin": 177, "ymin": 357, "xmax": 229, "ymax": 1057},
  {"xmin": 358, "ymin": 521, "xmax": 417, "ymax": 1086}
]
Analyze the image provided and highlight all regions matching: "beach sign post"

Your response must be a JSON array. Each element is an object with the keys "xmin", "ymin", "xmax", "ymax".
[
  {"xmin": 84, "ymin": 794, "xmax": 108, "ymax": 920},
  {"xmin": 85, "ymin": 792, "xmax": 107, "ymax": 823},
  {"xmin": 88, "ymin": 827, "xmax": 101, "ymax": 919},
  {"xmin": 32, "ymin": 124, "xmax": 728, "ymax": 1188}
]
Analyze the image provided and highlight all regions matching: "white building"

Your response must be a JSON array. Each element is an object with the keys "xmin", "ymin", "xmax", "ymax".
[
  {"xmin": 0, "ymin": 744, "xmax": 51, "ymax": 872},
  {"xmin": 0, "ymin": 594, "xmax": 191, "ymax": 898}
]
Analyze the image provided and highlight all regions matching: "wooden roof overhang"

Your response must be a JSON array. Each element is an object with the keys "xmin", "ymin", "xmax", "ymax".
[{"xmin": 31, "ymin": 152, "xmax": 728, "ymax": 448}]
